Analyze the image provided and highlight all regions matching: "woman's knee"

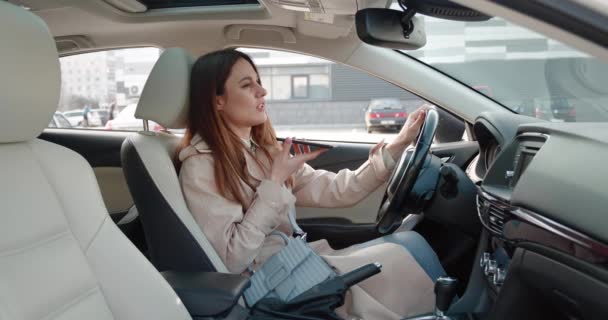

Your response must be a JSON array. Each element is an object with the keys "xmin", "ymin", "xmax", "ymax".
[{"xmin": 386, "ymin": 231, "xmax": 445, "ymax": 280}]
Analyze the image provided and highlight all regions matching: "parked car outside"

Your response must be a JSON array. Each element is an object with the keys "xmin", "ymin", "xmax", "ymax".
[
  {"xmin": 515, "ymin": 97, "xmax": 576, "ymax": 122},
  {"xmin": 104, "ymin": 103, "xmax": 165, "ymax": 131},
  {"xmin": 547, "ymin": 96, "xmax": 576, "ymax": 122},
  {"xmin": 364, "ymin": 98, "xmax": 407, "ymax": 133},
  {"xmin": 96, "ymin": 109, "xmax": 110, "ymax": 126},
  {"xmin": 48, "ymin": 112, "xmax": 72, "ymax": 128},
  {"xmin": 62, "ymin": 110, "xmax": 84, "ymax": 126},
  {"xmin": 62, "ymin": 109, "xmax": 103, "ymax": 127}
]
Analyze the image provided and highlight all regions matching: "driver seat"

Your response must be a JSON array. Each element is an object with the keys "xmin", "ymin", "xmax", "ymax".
[
  {"xmin": 121, "ymin": 48, "xmax": 228, "ymax": 273},
  {"xmin": 0, "ymin": 2, "xmax": 191, "ymax": 319}
]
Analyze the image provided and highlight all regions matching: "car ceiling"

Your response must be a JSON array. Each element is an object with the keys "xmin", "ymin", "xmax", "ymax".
[
  {"xmin": 8, "ymin": 0, "xmax": 607, "ymax": 60},
  {"xmin": 6, "ymin": 0, "xmax": 378, "ymax": 55}
]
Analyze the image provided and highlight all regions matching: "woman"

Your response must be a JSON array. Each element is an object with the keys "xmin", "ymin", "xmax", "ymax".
[{"xmin": 178, "ymin": 49, "xmax": 443, "ymax": 319}]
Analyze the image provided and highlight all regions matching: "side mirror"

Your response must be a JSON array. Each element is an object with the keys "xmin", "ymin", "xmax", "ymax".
[{"xmin": 356, "ymin": 8, "xmax": 426, "ymax": 50}]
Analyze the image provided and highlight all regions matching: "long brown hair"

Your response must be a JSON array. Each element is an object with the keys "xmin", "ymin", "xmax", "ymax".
[{"xmin": 178, "ymin": 49, "xmax": 283, "ymax": 209}]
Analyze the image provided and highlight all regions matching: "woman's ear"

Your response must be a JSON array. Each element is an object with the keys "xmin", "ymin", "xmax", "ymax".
[{"xmin": 215, "ymin": 95, "xmax": 225, "ymax": 111}]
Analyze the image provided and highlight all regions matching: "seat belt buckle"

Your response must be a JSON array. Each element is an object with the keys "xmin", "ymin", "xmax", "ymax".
[{"xmin": 294, "ymin": 231, "xmax": 307, "ymax": 241}]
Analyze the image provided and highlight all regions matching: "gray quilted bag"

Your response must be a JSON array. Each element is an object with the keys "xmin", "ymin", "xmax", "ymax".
[{"xmin": 243, "ymin": 206, "xmax": 336, "ymax": 306}]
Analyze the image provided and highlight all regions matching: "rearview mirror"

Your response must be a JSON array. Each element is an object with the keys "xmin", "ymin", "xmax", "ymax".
[{"xmin": 356, "ymin": 8, "xmax": 426, "ymax": 50}]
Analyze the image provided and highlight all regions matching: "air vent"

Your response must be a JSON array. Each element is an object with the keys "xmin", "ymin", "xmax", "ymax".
[
  {"xmin": 430, "ymin": 7, "xmax": 478, "ymax": 17},
  {"xmin": 477, "ymin": 193, "xmax": 511, "ymax": 235},
  {"xmin": 487, "ymin": 203, "xmax": 507, "ymax": 234},
  {"xmin": 415, "ymin": 2, "xmax": 492, "ymax": 21},
  {"xmin": 511, "ymin": 135, "xmax": 547, "ymax": 187}
]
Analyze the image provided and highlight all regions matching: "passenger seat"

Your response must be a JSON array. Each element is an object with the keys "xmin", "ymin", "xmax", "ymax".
[{"xmin": 0, "ymin": 2, "xmax": 191, "ymax": 319}]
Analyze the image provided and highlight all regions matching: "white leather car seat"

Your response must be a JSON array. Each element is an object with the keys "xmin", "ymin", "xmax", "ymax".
[
  {"xmin": 121, "ymin": 48, "xmax": 228, "ymax": 273},
  {"xmin": 0, "ymin": 3, "xmax": 191, "ymax": 319}
]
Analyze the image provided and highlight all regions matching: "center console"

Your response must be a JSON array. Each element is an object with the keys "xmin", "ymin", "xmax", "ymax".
[
  {"xmin": 475, "ymin": 128, "xmax": 608, "ymax": 320},
  {"xmin": 161, "ymin": 271, "xmax": 250, "ymax": 320},
  {"xmin": 475, "ymin": 132, "xmax": 548, "ymax": 294}
]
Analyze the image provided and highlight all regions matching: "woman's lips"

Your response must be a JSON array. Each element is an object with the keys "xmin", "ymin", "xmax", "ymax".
[{"xmin": 256, "ymin": 103, "xmax": 265, "ymax": 112}]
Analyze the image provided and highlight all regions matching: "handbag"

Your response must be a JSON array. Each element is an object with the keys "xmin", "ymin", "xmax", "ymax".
[{"xmin": 243, "ymin": 205, "xmax": 336, "ymax": 307}]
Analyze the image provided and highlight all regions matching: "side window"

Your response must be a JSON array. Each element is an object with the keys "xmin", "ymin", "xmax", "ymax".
[
  {"xmin": 48, "ymin": 116, "xmax": 57, "ymax": 128},
  {"xmin": 241, "ymin": 48, "xmax": 465, "ymax": 143},
  {"xmin": 54, "ymin": 47, "xmax": 163, "ymax": 131},
  {"xmin": 55, "ymin": 113, "xmax": 72, "ymax": 128}
]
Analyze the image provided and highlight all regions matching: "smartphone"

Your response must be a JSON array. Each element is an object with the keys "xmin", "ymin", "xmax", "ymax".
[{"xmin": 280, "ymin": 138, "xmax": 335, "ymax": 150}]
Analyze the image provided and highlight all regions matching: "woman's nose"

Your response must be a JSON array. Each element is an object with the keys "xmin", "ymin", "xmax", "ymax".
[{"xmin": 256, "ymin": 84, "xmax": 267, "ymax": 97}]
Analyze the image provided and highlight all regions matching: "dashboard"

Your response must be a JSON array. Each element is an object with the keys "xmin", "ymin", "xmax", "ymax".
[
  {"xmin": 471, "ymin": 114, "xmax": 608, "ymax": 251},
  {"xmin": 465, "ymin": 112, "xmax": 608, "ymax": 319}
]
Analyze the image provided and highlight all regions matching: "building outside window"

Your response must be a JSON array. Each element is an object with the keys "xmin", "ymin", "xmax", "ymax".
[{"xmin": 291, "ymin": 75, "xmax": 309, "ymax": 99}]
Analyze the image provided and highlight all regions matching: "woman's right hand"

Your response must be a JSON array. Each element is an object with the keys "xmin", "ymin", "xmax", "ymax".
[{"xmin": 270, "ymin": 137, "xmax": 325, "ymax": 184}]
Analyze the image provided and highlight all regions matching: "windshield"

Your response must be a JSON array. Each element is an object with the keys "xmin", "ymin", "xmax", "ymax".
[{"xmin": 401, "ymin": 15, "xmax": 608, "ymax": 122}]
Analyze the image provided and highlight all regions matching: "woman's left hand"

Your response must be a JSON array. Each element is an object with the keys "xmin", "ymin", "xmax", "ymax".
[{"xmin": 385, "ymin": 105, "xmax": 429, "ymax": 159}]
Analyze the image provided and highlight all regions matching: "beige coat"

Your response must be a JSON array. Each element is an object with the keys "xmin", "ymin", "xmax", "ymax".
[{"xmin": 179, "ymin": 134, "xmax": 434, "ymax": 319}]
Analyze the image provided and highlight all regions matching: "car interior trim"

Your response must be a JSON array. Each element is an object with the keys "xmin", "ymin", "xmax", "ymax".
[
  {"xmin": 510, "ymin": 207, "xmax": 608, "ymax": 257},
  {"xmin": 479, "ymin": 189, "xmax": 608, "ymax": 259}
]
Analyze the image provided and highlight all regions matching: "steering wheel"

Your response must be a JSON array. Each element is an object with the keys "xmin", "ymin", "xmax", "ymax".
[{"xmin": 376, "ymin": 108, "xmax": 439, "ymax": 234}]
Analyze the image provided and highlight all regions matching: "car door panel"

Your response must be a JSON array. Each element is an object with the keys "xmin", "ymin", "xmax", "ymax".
[
  {"xmin": 298, "ymin": 140, "xmax": 479, "ymax": 247},
  {"xmin": 297, "ymin": 186, "xmax": 386, "ymax": 223},
  {"xmin": 39, "ymin": 129, "xmax": 126, "ymax": 167},
  {"xmin": 307, "ymin": 142, "xmax": 371, "ymax": 170},
  {"xmin": 40, "ymin": 128, "xmax": 478, "ymax": 251},
  {"xmin": 298, "ymin": 140, "xmax": 479, "ymax": 221},
  {"xmin": 297, "ymin": 217, "xmax": 382, "ymax": 250},
  {"xmin": 297, "ymin": 142, "xmax": 381, "ymax": 223}
]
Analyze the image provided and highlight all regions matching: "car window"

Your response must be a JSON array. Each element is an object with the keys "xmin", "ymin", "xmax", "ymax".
[
  {"xmin": 52, "ymin": 47, "xmax": 162, "ymax": 130},
  {"xmin": 55, "ymin": 113, "xmax": 71, "ymax": 128},
  {"xmin": 240, "ymin": 48, "xmax": 465, "ymax": 143},
  {"xmin": 115, "ymin": 104, "xmax": 137, "ymax": 120}
]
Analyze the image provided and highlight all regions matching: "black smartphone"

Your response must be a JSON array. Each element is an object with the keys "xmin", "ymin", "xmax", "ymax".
[{"xmin": 279, "ymin": 138, "xmax": 335, "ymax": 150}]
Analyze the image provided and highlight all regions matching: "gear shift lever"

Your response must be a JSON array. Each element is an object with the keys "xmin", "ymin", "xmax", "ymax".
[
  {"xmin": 402, "ymin": 276, "xmax": 459, "ymax": 320},
  {"xmin": 434, "ymin": 277, "xmax": 458, "ymax": 319}
]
